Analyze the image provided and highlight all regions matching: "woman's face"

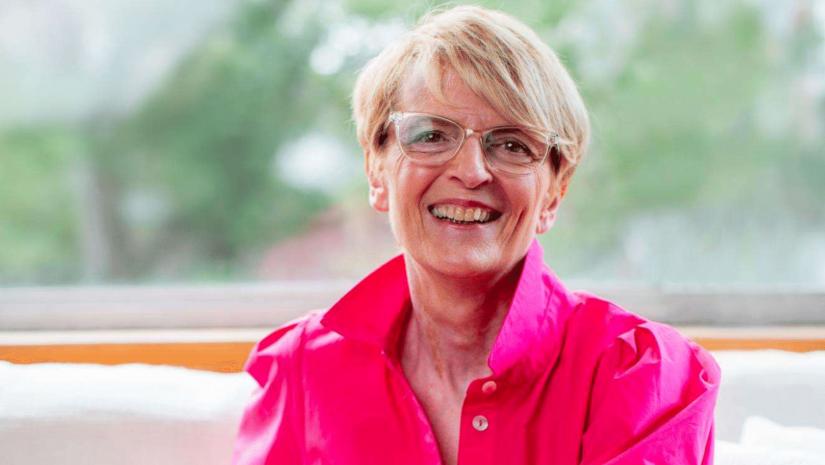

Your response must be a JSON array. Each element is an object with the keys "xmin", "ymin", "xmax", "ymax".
[{"xmin": 367, "ymin": 71, "xmax": 563, "ymax": 280}]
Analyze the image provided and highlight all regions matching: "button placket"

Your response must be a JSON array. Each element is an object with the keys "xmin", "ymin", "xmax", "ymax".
[
  {"xmin": 471, "ymin": 415, "xmax": 489, "ymax": 432},
  {"xmin": 481, "ymin": 380, "xmax": 497, "ymax": 395},
  {"xmin": 457, "ymin": 380, "xmax": 499, "ymax": 465},
  {"xmin": 470, "ymin": 379, "xmax": 497, "ymax": 432}
]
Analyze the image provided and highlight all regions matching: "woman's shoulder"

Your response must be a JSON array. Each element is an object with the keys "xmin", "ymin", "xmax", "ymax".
[
  {"xmin": 567, "ymin": 290, "xmax": 720, "ymax": 383},
  {"xmin": 243, "ymin": 310, "xmax": 333, "ymax": 387},
  {"xmin": 570, "ymin": 292, "xmax": 721, "ymax": 464}
]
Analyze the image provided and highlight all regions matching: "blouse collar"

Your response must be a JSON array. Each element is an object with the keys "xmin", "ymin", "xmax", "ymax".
[{"xmin": 321, "ymin": 239, "xmax": 578, "ymax": 380}]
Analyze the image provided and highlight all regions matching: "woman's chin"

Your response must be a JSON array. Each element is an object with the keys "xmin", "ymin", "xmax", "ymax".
[{"xmin": 413, "ymin": 244, "xmax": 505, "ymax": 280}]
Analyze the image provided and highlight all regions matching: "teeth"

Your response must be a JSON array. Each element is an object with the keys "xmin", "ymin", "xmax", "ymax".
[{"xmin": 430, "ymin": 205, "xmax": 496, "ymax": 223}]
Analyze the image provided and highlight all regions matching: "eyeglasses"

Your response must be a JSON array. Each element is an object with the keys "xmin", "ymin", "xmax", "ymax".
[{"xmin": 386, "ymin": 111, "xmax": 562, "ymax": 176}]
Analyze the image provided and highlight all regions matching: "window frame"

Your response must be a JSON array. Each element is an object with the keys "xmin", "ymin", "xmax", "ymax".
[
  {"xmin": 1, "ymin": 284, "xmax": 824, "ymax": 331},
  {"xmin": 2, "ymin": 284, "xmax": 824, "ymax": 371}
]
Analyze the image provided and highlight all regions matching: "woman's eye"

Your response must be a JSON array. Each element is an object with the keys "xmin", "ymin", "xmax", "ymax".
[
  {"xmin": 412, "ymin": 131, "xmax": 446, "ymax": 143},
  {"xmin": 495, "ymin": 139, "xmax": 537, "ymax": 158},
  {"xmin": 503, "ymin": 140, "xmax": 530, "ymax": 153}
]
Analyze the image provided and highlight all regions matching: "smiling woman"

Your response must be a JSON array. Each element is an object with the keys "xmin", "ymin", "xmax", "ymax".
[{"xmin": 230, "ymin": 5, "xmax": 719, "ymax": 465}]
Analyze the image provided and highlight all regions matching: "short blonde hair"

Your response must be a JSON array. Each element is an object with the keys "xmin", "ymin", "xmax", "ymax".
[{"xmin": 351, "ymin": 5, "xmax": 590, "ymax": 182}]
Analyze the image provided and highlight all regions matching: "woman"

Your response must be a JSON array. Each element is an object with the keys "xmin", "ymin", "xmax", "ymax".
[{"xmin": 233, "ymin": 5, "xmax": 719, "ymax": 465}]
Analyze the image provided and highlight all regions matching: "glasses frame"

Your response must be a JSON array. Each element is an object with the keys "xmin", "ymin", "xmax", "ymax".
[{"xmin": 386, "ymin": 111, "xmax": 561, "ymax": 176}]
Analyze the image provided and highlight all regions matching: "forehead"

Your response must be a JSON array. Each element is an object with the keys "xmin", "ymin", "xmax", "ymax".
[{"xmin": 396, "ymin": 68, "xmax": 510, "ymax": 129}]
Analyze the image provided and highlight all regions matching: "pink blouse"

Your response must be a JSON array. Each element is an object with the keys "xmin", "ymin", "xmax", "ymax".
[{"xmin": 232, "ymin": 239, "xmax": 720, "ymax": 465}]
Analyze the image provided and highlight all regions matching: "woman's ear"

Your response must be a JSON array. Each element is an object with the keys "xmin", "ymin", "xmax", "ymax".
[
  {"xmin": 536, "ymin": 179, "xmax": 568, "ymax": 235},
  {"xmin": 365, "ymin": 149, "xmax": 389, "ymax": 212}
]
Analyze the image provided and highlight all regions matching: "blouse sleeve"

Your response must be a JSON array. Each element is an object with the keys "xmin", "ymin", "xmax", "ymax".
[
  {"xmin": 231, "ymin": 320, "xmax": 305, "ymax": 465},
  {"xmin": 579, "ymin": 322, "xmax": 721, "ymax": 465}
]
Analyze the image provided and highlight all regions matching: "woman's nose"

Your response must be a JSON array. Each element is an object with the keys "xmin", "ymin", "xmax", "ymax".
[{"xmin": 446, "ymin": 134, "xmax": 494, "ymax": 188}]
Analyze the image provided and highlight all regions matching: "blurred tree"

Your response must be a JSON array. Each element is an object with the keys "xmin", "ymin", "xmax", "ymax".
[
  {"xmin": 540, "ymin": 1, "xmax": 825, "ymax": 282},
  {"xmin": 0, "ymin": 129, "xmax": 79, "ymax": 283},
  {"xmin": 111, "ymin": 0, "xmax": 331, "ymax": 280},
  {"xmin": 0, "ymin": 0, "xmax": 822, "ymax": 285}
]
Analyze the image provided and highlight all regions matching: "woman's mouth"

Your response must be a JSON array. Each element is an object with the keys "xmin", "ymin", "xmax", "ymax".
[{"xmin": 427, "ymin": 204, "xmax": 502, "ymax": 225}]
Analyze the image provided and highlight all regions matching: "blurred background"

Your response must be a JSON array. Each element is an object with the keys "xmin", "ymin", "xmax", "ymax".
[{"xmin": 1, "ymin": 0, "xmax": 824, "ymax": 288}]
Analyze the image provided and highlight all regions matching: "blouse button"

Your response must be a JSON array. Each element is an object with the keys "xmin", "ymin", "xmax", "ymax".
[
  {"xmin": 472, "ymin": 415, "xmax": 489, "ymax": 432},
  {"xmin": 481, "ymin": 380, "xmax": 497, "ymax": 395}
]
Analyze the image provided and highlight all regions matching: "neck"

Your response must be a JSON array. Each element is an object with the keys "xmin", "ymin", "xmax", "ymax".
[{"xmin": 400, "ymin": 257, "xmax": 522, "ymax": 392}]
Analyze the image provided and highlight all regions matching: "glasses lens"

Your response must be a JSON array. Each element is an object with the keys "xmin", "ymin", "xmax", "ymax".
[
  {"xmin": 484, "ymin": 128, "xmax": 548, "ymax": 173},
  {"xmin": 397, "ymin": 115, "xmax": 463, "ymax": 162}
]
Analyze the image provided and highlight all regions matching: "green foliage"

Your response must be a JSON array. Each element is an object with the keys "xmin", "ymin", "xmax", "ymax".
[
  {"xmin": 111, "ymin": 0, "xmax": 330, "ymax": 279},
  {"xmin": 539, "ymin": 3, "xmax": 824, "ymax": 281},
  {"xmin": 1, "ymin": 0, "xmax": 823, "ymax": 284},
  {"xmin": 0, "ymin": 129, "xmax": 80, "ymax": 283}
]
